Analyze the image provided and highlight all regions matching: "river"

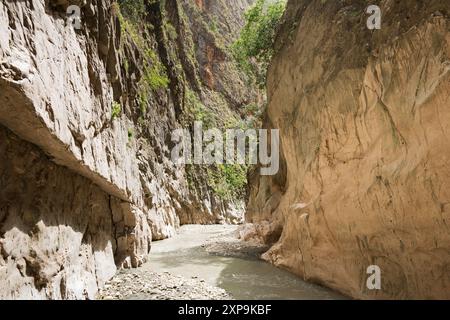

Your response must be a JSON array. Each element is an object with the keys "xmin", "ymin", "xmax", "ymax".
[{"xmin": 137, "ymin": 225, "xmax": 346, "ymax": 300}]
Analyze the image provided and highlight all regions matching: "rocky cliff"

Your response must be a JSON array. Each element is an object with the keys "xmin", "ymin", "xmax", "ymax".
[
  {"xmin": 246, "ymin": 0, "xmax": 450, "ymax": 299},
  {"xmin": 0, "ymin": 0, "xmax": 254, "ymax": 299}
]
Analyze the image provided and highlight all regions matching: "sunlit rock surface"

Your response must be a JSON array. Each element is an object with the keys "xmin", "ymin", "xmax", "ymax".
[
  {"xmin": 246, "ymin": 0, "xmax": 450, "ymax": 299},
  {"xmin": 0, "ymin": 0, "xmax": 254, "ymax": 299}
]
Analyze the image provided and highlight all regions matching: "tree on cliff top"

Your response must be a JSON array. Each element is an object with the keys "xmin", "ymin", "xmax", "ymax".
[{"xmin": 232, "ymin": 0, "xmax": 287, "ymax": 88}]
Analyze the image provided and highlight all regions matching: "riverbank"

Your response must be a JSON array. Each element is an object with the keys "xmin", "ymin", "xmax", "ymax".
[
  {"xmin": 98, "ymin": 225, "xmax": 346, "ymax": 300},
  {"xmin": 97, "ymin": 270, "xmax": 231, "ymax": 300},
  {"xmin": 98, "ymin": 225, "xmax": 258, "ymax": 300}
]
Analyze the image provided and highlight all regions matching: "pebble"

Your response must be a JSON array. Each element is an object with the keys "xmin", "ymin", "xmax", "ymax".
[{"xmin": 97, "ymin": 270, "xmax": 232, "ymax": 300}]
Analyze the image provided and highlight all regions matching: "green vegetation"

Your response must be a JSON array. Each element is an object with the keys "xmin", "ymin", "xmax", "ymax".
[
  {"xmin": 183, "ymin": 89, "xmax": 249, "ymax": 201},
  {"xmin": 112, "ymin": 1, "xmax": 169, "ymax": 115},
  {"xmin": 112, "ymin": 1, "xmax": 250, "ymax": 202},
  {"xmin": 208, "ymin": 17, "xmax": 219, "ymax": 34},
  {"xmin": 112, "ymin": 1, "xmax": 144, "ymax": 46},
  {"xmin": 184, "ymin": 89, "xmax": 216, "ymax": 128},
  {"xmin": 115, "ymin": 0, "xmax": 146, "ymax": 24},
  {"xmin": 164, "ymin": 22, "xmax": 178, "ymax": 41},
  {"xmin": 138, "ymin": 48, "xmax": 170, "ymax": 114},
  {"xmin": 207, "ymin": 164, "xmax": 248, "ymax": 200},
  {"xmin": 232, "ymin": 0, "xmax": 287, "ymax": 87},
  {"xmin": 111, "ymin": 101, "xmax": 122, "ymax": 120},
  {"xmin": 123, "ymin": 57, "xmax": 129, "ymax": 73},
  {"xmin": 137, "ymin": 48, "xmax": 171, "ymax": 115}
]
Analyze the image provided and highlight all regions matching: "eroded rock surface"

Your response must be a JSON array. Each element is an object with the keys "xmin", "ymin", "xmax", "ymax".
[
  {"xmin": 0, "ymin": 0, "xmax": 253, "ymax": 299},
  {"xmin": 0, "ymin": 125, "xmax": 146, "ymax": 299},
  {"xmin": 246, "ymin": 0, "xmax": 450, "ymax": 299}
]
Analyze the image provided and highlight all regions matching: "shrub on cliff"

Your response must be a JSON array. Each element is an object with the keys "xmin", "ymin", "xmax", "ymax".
[
  {"xmin": 116, "ymin": 0, "xmax": 146, "ymax": 24},
  {"xmin": 112, "ymin": 1, "xmax": 169, "ymax": 115},
  {"xmin": 232, "ymin": 0, "xmax": 286, "ymax": 88}
]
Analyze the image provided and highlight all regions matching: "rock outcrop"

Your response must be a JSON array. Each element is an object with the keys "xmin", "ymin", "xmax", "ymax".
[
  {"xmin": 0, "ymin": 0, "xmax": 254, "ymax": 299},
  {"xmin": 246, "ymin": 0, "xmax": 450, "ymax": 299},
  {"xmin": 0, "ymin": 125, "xmax": 142, "ymax": 299}
]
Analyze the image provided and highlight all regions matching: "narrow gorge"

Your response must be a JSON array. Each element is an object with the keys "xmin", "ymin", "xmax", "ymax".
[
  {"xmin": 0, "ymin": 0, "xmax": 256, "ymax": 299},
  {"xmin": 1, "ymin": 0, "xmax": 450, "ymax": 301}
]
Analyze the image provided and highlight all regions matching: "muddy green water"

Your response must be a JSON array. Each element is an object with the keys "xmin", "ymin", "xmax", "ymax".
[{"xmin": 142, "ymin": 225, "xmax": 346, "ymax": 300}]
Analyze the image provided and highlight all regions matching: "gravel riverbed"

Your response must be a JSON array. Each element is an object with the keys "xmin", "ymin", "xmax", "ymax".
[
  {"xmin": 97, "ymin": 225, "xmax": 264, "ymax": 300},
  {"xmin": 97, "ymin": 225, "xmax": 345, "ymax": 300},
  {"xmin": 97, "ymin": 270, "xmax": 231, "ymax": 300}
]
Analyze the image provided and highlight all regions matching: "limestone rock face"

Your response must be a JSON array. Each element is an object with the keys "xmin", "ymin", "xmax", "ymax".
[
  {"xmin": 246, "ymin": 0, "xmax": 450, "ymax": 299},
  {"xmin": 155, "ymin": 0, "xmax": 256, "ymax": 226},
  {"xmin": 0, "ymin": 125, "xmax": 140, "ymax": 299},
  {"xmin": 0, "ymin": 0, "xmax": 253, "ymax": 299}
]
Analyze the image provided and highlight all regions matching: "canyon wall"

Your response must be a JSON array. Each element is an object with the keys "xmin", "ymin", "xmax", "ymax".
[
  {"xmin": 246, "ymin": 0, "xmax": 450, "ymax": 299},
  {"xmin": 0, "ymin": 0, "xmax": 253, "ymax": 299}
]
